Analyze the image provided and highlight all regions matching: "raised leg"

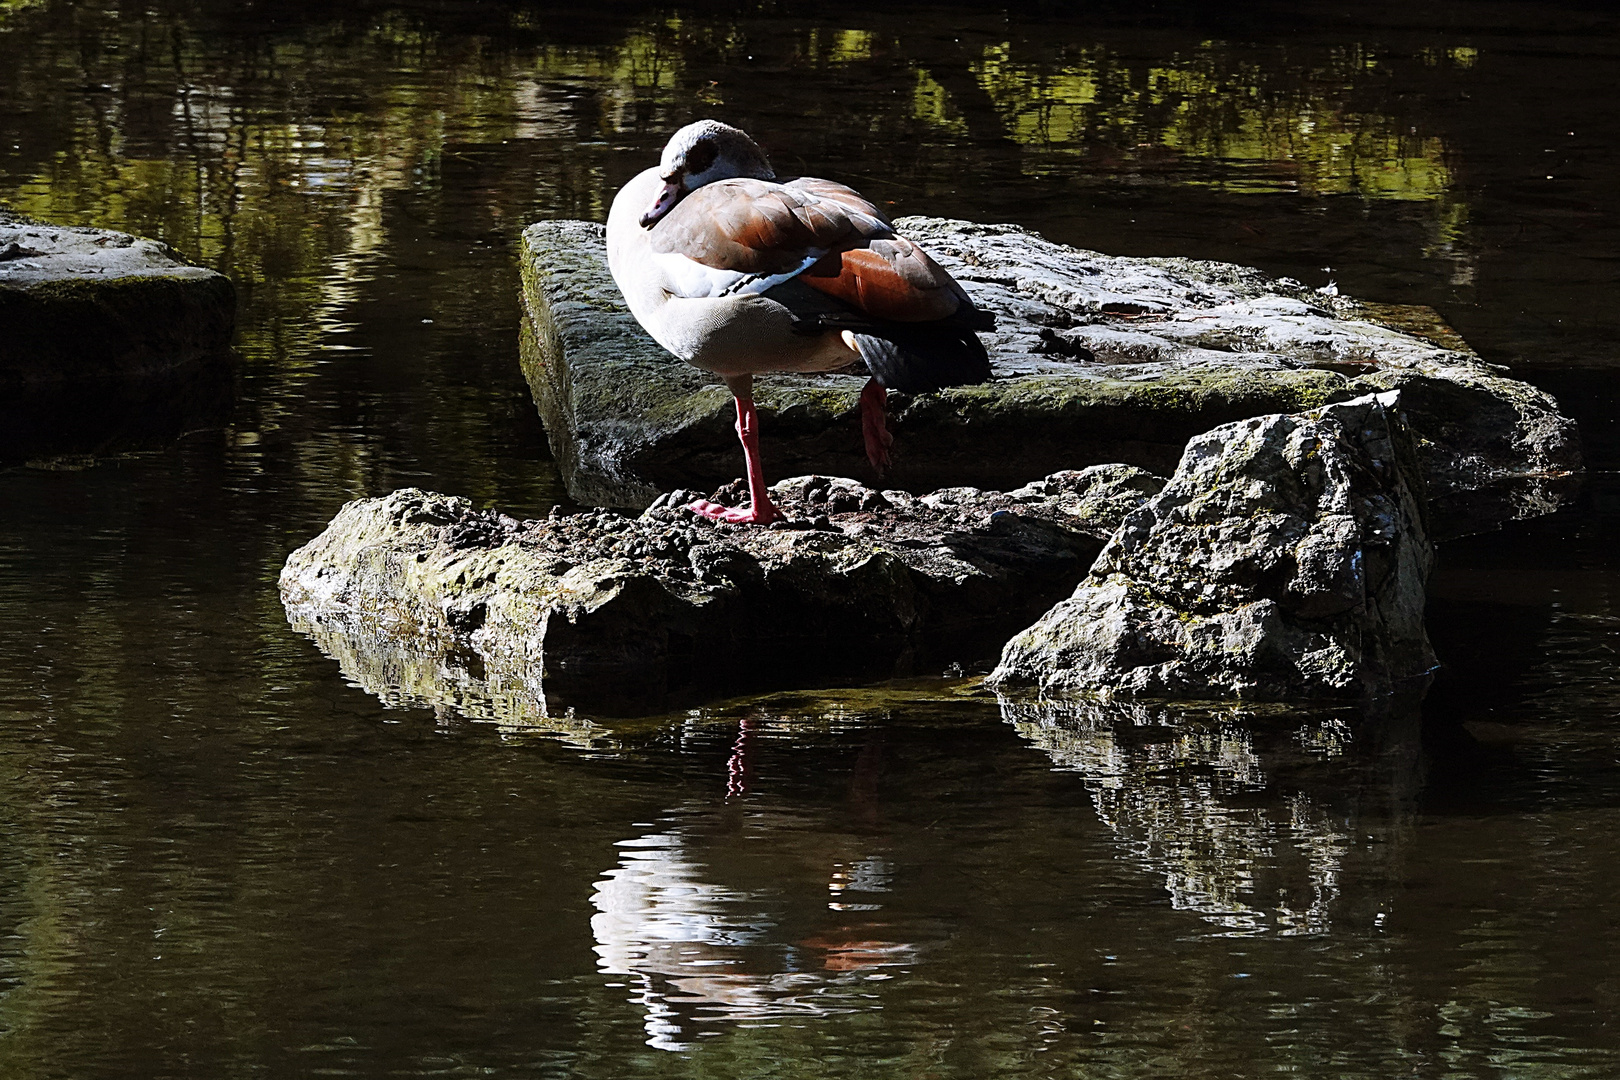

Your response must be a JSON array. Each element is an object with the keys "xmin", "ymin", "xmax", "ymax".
[
  {"xmin": 860, "ymin": 377, "xmax": 893, "ymax": 474},
  {"xmin": 687, "ymin": 382, "xmax": 780, "ymax": 525}
]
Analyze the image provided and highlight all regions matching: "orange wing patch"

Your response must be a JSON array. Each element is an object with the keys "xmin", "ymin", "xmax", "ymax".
[{"xmin": 801, "ymin": 240, "xmax": 962, "ymax": 322}]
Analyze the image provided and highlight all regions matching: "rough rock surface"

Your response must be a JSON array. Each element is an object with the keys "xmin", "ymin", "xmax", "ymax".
[
  {"xmin": 281, "ymin": 466, "xmax": 1161, "ymax": 716},
  {"xmin": 988, "ymin": 392, "xmax": 1436, "ymax": 701},
  {"xmin": 518, "ymin": 216, "xmax": 1578, "ymax": 540},
  {"xmin": 1, "ymin": 208, "xmax": 236, "ymax": 460}
]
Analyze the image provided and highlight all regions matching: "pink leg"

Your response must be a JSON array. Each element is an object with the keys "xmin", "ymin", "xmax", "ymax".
[
  {"xmin": 687, "ymin": 393, "xmax": 781, "ymax": 525},
  {"xmin": 860, "ymin": 378, "xmax": 893, "ymax": 474}
]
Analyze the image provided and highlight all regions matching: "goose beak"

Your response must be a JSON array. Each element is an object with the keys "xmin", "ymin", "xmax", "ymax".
[{"xmin": 639, "ymin": 179, "xmax": 682, "ymax": 228}]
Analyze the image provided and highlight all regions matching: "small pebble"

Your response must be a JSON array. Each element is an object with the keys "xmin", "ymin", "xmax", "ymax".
[{"xmin": 859, "ymin": 491, "xmax": 891, "ymax": 511}]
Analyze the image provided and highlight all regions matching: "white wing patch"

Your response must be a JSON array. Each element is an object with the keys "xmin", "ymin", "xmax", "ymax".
[{"xmin": 652, "ymin": 250, "xmax": 824, "ymax": 300}]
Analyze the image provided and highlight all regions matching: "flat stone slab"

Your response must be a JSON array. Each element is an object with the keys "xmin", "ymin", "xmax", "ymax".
[
  {"xmin": 280, "ymin": 467, "xmax": 1160, "ymax": 716},
  {"xmin": 519, "ymin": 216, "xmax": 1579, "ymax": 541},
  {"xmin": 1, "ymin": 209, "xmax": 236, "ymax": 460}
]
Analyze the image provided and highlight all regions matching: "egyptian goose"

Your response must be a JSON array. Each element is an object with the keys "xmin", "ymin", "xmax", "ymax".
[{"xmin": 606, "ymin": 120, "xmax": 993, "ymax": 525}]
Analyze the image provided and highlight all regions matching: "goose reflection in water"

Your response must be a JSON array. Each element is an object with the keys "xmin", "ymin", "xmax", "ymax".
[
  {"xmin": 590, "ymin": 718, "xmax": 914, "ymax": 1051},
  {"xmin": 1002, "ymin": 697, "xmax": 1422, "ymax": 937},
  {"xmin": 591, "ymin": 826, "xmax": 915, "ymax": 1051}
]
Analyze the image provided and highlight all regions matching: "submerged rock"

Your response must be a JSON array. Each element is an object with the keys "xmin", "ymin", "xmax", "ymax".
[
  {"xmin": 988, "ymin": 392, "xmax": 1436, "ymax": 701},
  {"xmin": 0, "ymin": 209, "xmax": 236, "ymax": 461},
  {"xmin": 518, "ymin": 216, "xmax": 1577, "ymax": 539},
  {"xmin": 280, "ymin": 468, "xmax": 1160, "ymax": 716}
]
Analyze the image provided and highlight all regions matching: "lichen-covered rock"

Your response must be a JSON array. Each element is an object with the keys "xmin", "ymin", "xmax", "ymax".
[
  {"xmin": 281, "ymin": 468, "xmax": 1161, "ymax": 716},
  {"xmin": 987, "ymin": 392, "xmax": 1436, "ymax": 701},
  {"xmin": 518, "ymin": 216, "xmax": 1578, "ymax": 539},
  {"xmin": 1001, "ymin": 464, "xmax": 1167, "ymax": 538},
  {"xmin": 0, "ymin": 209, "xmax": 236, "ymax": 460}
]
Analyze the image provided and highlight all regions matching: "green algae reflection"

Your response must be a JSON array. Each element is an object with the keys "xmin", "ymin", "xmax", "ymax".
[
  {"xmin": 967, "ymin": 40, "xmax": 1460, "ymax": 199},
  {"xmin": 1, "ymin": 8, "xmax": 1476, "ymax": 383}
]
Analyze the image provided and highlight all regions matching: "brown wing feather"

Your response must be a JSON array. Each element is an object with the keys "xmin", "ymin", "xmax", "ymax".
[
  {"xmin": 649, "ymin": 174, "xmax": 966, "ymax": 322},
  {"xmin": 650, "ymin": 177, "xmax": 879, "ymax": 275},
  {"xmin": 784, "ymin": 179, "xmax": 965, "ymax": 321},
  {"xmin": 781, "ymin": 177, "xmax": 892, "ymax": 226}
]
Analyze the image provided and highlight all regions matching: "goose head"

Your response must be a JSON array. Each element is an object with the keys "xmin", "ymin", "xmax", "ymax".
[{"xmin": 639, "ymin": 120, "xmax": 776, "ymax": 228}]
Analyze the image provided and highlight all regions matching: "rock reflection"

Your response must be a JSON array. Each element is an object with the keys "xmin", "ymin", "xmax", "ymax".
[
  {"xmin": 1003, "ymin": 696, "xmax": 1419, "ymax": 936},
  {"xmin": 592, "ymin": 817, "xmax": 912, "ymax": 1051},
  {"xmin": 287, "ymin": 612, "xmax": 607, "ymax": 747},
  {"xmin": 0, "ymin": 357, "xmax": 234, "ymax": 466}
]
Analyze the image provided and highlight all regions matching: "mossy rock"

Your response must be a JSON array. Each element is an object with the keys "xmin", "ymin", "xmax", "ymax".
[
  {"xmin": 1, "ymin": 211, "xmax": 236, "ymax": 460},
  {"xmin": 518, "ymin": 217, "xmax": 1579, "ymax": 540},
  {"xmin": 282, "ymin": 474, "xmax": 1139, "ymax": 716}
]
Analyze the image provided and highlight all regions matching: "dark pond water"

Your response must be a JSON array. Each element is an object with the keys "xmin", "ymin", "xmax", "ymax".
[{"xmin": 2, "ymin": 1, "xmax": 1619, "ymax": 1075}]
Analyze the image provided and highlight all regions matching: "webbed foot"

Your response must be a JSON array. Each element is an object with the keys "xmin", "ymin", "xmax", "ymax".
[{"xmin": 686, "ymin": 499, "xmax": 780, "ymax": 526}]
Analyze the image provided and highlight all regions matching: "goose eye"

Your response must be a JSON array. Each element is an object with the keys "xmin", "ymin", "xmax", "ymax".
[{"xmin": 683, "ymin": 139, "xmax": 718, "ymax": 175}]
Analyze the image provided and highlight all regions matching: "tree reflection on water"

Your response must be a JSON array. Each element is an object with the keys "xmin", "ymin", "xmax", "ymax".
[{"xmin": 0, "ymin": 3, "xmax": 1471, "ymax": 379}]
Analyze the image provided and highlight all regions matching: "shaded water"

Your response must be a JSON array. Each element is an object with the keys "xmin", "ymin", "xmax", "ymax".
[{"xmin": 2, "ymin": 1, "xmax": 1619, "ymax": 1075}]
